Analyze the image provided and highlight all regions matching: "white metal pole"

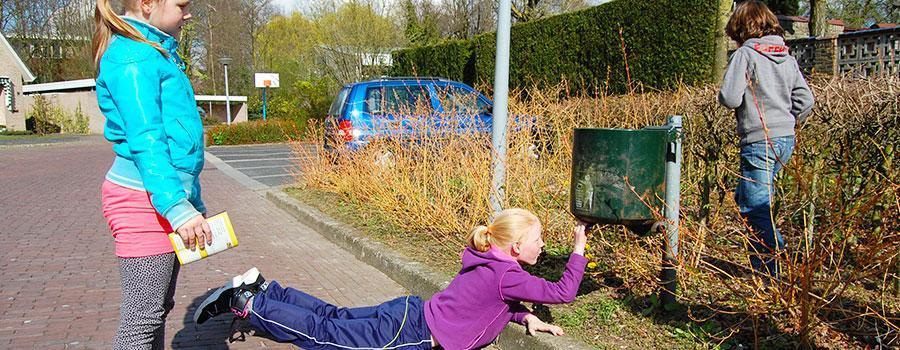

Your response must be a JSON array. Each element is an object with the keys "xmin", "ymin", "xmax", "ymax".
[
  {"xmin": 224, "ymin": 63, "xmax": 231, "ymax": 125},
  {"xmin": 489, "ymin": 0, "xmax": 512, "ymax": 215}
]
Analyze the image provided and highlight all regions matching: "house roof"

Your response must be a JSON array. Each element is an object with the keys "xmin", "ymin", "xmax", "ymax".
[
  {"xmin": 776, "ymin": 15, "xmax": 845, "ymax": 27},
  {"xmin": 871, "ymin": 23, "xmax": 898, "ymax": 29},
  {"xmin": 195, "ymin": 95, "xmax": 248, "ymax": 103},
  {"xmin": 22, "ymin": 78, "xmax": 95, "ymax": 94},
  {"xmin": 5, "ymin": 33, "xmax": 90, "ymax": 41},
  {"xmin": 0, "ymin": 30, "xmax": 36, "ymax": 83},
  {"xmin": 22, "ymin": 79, "xmax": 248, "ymax": 104}
]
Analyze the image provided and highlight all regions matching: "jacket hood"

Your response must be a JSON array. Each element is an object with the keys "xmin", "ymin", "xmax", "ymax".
[
  {"xmin": 461, "ymin": 247, "xmax": 517, "ymax": 270},
  {"xmin": 743, "ymin": 35, "xmax": 789, "ymax": 64}
]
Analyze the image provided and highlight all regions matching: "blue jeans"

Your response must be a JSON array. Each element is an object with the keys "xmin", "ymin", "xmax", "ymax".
[
  {"xmin": 248, "ymin": 281, "xmax": 433, "ymax": 349},
  {"xmin": 735, "ymin": 136, "xmax": 795, "ymax": 277}
]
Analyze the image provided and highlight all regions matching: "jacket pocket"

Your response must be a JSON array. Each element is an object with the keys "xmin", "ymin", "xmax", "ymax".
[
  {"xmin": 173, "ymin": 117, "xmax": 199, "ymax": 154},
  {"xmin": 740, "ymin": 141, "xmax": 775, "ymax": 171},
  {"xmin": 167, "ymin": 117, "xmax": 203, "ymax": 174}
]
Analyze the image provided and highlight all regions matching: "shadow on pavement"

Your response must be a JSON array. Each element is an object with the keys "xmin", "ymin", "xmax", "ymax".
[{"xmin": 171, "ymin": 289, "xmax": 280, "ymax": 349}]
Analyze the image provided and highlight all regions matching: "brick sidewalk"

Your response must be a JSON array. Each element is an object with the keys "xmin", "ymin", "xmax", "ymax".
[{"xmin": 0, "ymin": 141, "xmax": 407, "ymax": 349}]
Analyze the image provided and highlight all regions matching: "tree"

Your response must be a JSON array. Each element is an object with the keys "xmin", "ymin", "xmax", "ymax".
[
  {"xmin": 826, "ymin": 0, "xmax": 898, "ymax": 27},
  {"xmin": 809, "ymin": 0, "xmax": 829, "ymax": 36},
  {"xmin": 312, "ymin": 1, "xmax": 405, "ymax": 83},
  {"xmin": 1, "ymin": 0, "xmax": 94, "ymax": 82},
  {"xmin": 178, "ymin": 20, "xmax": 201, "ymax": 78},
  {"xmin": 798, "ymin": 0, "xmax": 898, "ymax": 29},
  {"xmin": 763, "ymin": 0, "xmax": 800, "ymax": 14},
  {"xmin": 715, "ymin": 0, "xmax": 734, "ymax": 82},
  {"xmin": 436, "ymin": 0, "xmax": 495, "ymax": 39},
  {"xmin": 511, "ymin": 0, "xmax": 589, "ymax": 23},
  {"xmin": 402, "ymin": 0, "xmax": 439, "ymax": 45},
  {"xmin": 189, "ymin": 0, "xmax": 275, "ymax": 96},
  {"xmin": 242, "ymin": 0, "xmax": 275, "ymax": 72},
  {"xmin": 256, "ymin": 12, "xmax": 318, "ymax": 85}
]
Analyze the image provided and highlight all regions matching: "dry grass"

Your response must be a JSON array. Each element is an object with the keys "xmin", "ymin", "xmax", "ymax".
[{"xmin": 292, "ymin": 74, "xmax": 899, "ymax": 348}]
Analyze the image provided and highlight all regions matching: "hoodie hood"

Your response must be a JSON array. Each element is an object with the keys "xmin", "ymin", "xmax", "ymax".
[
  {"xmin": 460, "ymin": 247, "xmax": 517, "ymax": 270},
  {"xmin": 743, "ymin": 35, "xmax": 789, "ymax": 64}
]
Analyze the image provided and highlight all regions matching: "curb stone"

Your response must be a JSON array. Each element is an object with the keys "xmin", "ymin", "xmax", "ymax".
[
  {"xmin": 0, "ymin": 134, "xmax": 104, "ymax": 149},
  {"xmin": 204, "ymin": 151, "xmax": 270, "ymax": 191},
  {"xmin": 266, "ymin": 190, "xmax": 596, "ymax": 350}
]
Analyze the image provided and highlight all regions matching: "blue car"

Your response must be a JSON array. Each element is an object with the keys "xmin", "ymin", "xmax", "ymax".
[{"xmin": 323, "ymin": 77, "xmax": 494, "ymax": 151}]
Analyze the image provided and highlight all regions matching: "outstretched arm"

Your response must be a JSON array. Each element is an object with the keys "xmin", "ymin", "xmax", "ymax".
[{"xmin": 500, "ymin": 223, "xmax": 589, "ymax": 304}]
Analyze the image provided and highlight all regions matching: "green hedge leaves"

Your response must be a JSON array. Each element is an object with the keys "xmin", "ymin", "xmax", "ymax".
[{"xmin": 391, "ymin": 0, "xmax": 720, "ymax": 95}]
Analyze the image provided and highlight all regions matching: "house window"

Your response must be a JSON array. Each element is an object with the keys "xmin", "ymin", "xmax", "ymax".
[{"xmin": 0, "ymin": 78, "xmax": 14, "ymax": 111}]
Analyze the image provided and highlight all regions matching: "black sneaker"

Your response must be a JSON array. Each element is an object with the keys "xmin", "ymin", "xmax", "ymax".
[{"xmin": 194, "ymin": 267, "xmax": 266, "ymax": 325}]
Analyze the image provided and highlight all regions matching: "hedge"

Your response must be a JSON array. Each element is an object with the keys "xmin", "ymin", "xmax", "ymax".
[
  {"xmin": 206, "ymin": 119, "xmax": 306, "ymax": 146},
  {"xmin": 391, "ymin": 0, "xmax": 721, "ymax": 94}
]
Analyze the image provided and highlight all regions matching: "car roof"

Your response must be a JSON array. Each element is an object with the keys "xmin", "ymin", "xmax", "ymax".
[{"xmin": 343, "ymin": 77, "xmax": 463, "ymax": 90}]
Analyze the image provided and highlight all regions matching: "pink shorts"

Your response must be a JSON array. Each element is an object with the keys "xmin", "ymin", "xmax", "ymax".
[{"xmin": 101, "ymin": 180, "xmax": 175, "ymax": 258}]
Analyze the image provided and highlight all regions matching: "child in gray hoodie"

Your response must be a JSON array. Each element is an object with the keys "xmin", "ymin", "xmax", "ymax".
[{"xmin": 718, "ymin": 0, "xmax": 815, "ymax": 278}]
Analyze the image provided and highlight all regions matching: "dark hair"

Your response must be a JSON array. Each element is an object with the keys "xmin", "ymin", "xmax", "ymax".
[{"xmin": 725, "ymin": 0, "xmax": 785, "ymax": 45}]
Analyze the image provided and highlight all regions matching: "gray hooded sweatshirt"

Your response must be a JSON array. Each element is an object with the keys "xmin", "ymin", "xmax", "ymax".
[{"xmin": 718, "ymin": 35, "xmax": 815, "ymax": 146}]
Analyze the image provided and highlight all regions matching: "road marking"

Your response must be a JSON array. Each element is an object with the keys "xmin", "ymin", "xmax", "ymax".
[
  {"xmin": 221, "ymin": 157, "xmax": 304, "ymax": 163},
  {"xmin": 232, "ymin": 164, "xmax": 299, "ymax": 170},
  {"xmin": 251, "ymin": 173, "xmax": 297, "ymax": 179},
  {"xmin": 213, "ymin": 151, "xmax": 295, "ymax": 158}
]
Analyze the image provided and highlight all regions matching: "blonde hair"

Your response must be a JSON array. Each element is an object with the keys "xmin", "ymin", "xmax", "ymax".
[
  {"xmin": 467, "ymin": 208, "xmax": 540, "ymax": 252},
  {"xmin": 92, "ymin": 0, "xmax": 167, "ymax": 68},
  {"xmin": 725, "ymin": 1, "xmax": 785, "ymax": 45}
]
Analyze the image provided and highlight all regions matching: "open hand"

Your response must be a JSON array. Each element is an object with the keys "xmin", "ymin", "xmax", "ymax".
[{"xmin": 525, "ymin": 314, "xmax": 564, "ymax": 336}]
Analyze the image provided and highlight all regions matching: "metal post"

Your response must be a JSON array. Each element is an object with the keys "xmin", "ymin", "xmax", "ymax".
[
  {"xmin": 489, "ymin": 0, "xmax": 512, "ymax": 215},
  {"xmin": 262, "ymin": 87, "xmax": 268, "ymax": 121},
  {"xmin": 661, "ymin": 115, "xmax": 683, "ymax": 305},
  {"xmin": 224, "ymin": 64, "xmax": 231, "ymax": 125},
  {"xmin": 219, "ymin": 57, "xmax": 233, "ymax": 125}
]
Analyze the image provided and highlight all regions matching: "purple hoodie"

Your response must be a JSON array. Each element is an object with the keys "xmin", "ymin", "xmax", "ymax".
[{"xmin": 424, "ymin": 247, "xmax": 588, "ymax": 349}]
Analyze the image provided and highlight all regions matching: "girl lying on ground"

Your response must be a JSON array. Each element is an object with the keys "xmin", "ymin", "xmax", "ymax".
[{"xmin": 194, "ymin": 208, "xmax": 589, "ymax": 349}]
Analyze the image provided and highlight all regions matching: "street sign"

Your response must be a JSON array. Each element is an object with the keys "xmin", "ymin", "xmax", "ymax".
[{"xmin": 254, "ymin": 73, "xmax": 280, "ymax": 88}]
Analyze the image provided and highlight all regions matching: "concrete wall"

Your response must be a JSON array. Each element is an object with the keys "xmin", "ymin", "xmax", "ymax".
[
  {"xmin": 780, "ymin": 18, "xmax": 845, "ymax": 40},
  {"xmin": 17, "ymin": 90, "xmax": 249, "ymax": 134},
  {"xmin": 789, "ymin": 27, "xmax": 899, "ymax": 76},
  {"xmin": 0, "ymin": 40, "xmax": 32, "ymax": 131},
  {"xmin": 19, "ymin": 91, "xmax": 105, "ymax": 133},
  {"xmin": 200, "ymin": 102, "xmax": 248, "ymax": 124}
]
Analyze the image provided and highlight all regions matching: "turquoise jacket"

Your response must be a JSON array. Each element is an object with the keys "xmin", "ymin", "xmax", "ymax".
[{"xmin": 96, "ymin": 17, "xmax": 206, "ymax": 230}]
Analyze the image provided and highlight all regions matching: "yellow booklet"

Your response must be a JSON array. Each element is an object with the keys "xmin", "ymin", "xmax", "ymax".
[{"xmin": 168, "ymin": 212, "xmax": 239, "ymax": 265}]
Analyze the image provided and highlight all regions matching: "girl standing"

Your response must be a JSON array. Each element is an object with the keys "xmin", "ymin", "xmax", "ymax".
[
  {"xmin": 93, "ymin": 0, "xmax": 211, "ymax": 347},
  {"xmin": 718, "ymin": 0, "xmax": 815, "ymax": 278}
]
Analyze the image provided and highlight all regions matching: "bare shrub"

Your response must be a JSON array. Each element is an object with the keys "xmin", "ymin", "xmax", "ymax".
[{"xmin": 295, "ymin": 74, "xmax": 899, "ymax": 348}]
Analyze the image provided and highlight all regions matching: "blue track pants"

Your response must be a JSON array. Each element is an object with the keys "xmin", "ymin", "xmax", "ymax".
[{"xmin": 248, "ymin": 281, "xmax": 433, "ymax": 349}]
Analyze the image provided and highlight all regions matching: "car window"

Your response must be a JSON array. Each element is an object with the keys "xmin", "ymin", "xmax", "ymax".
[
  {"xmin": 433, "ymin": 85, "xmax": 490, "ymax": 115},
  {"xmin": 364, "ymin": 85, "xmax": 433, "ymax": 115},
  {"xmin": 329, "ymin": 87, "xmax": 350, "ymax": 117}
]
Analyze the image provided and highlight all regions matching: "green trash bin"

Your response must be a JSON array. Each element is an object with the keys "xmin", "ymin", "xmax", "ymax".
[{"xmin": 570, "ymin": 127, "xmax": 670, "ymax": 227}]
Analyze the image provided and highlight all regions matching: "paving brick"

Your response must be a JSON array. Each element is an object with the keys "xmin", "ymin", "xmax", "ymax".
[{"xmin": 0, "ymin": 140, "xmax": 407, "ymax": 349}]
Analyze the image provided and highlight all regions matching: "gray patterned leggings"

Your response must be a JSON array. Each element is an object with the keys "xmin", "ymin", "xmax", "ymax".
[{"xmin": 114, "ymin": 253, "xmax": 180, "ymax": 350}]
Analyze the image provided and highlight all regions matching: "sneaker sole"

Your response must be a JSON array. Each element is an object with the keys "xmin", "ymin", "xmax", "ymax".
[
  {"xmin": 233, "ymin": 267, "xmax": 262, "ymax": 289},
  {"xmin": 194, "ymin": 284, "xmax": 230, "ymax": 324},
  {"xmin": 193, "ymin": 267, "xmax": 261, "ymax": 325}
]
